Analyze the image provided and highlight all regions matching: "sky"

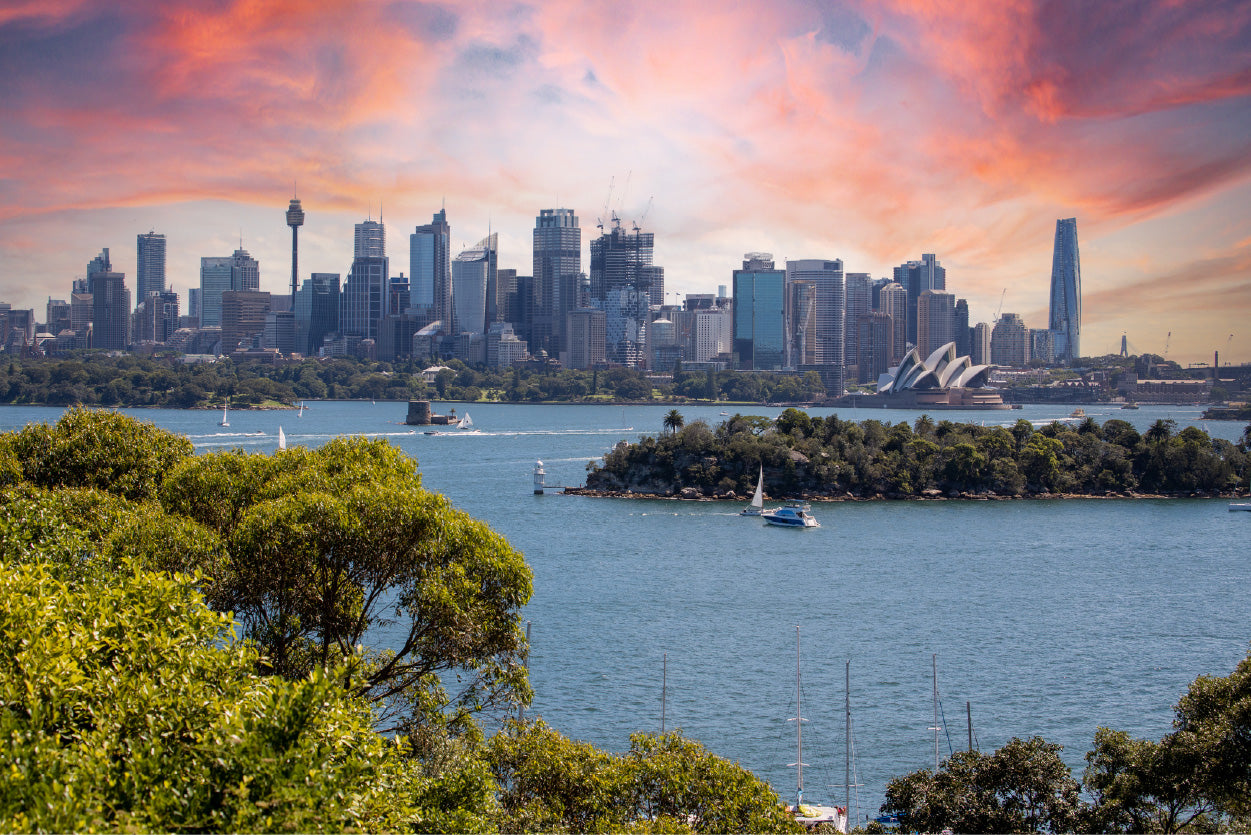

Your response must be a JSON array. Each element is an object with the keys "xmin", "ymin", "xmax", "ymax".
[{"xmin": 1, "ymin": 0, "xmax": 1249, "ymax": 365}]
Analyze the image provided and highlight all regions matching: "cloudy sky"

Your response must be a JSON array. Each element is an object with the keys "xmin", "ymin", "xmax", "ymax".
[{"xmin": 2, "ymin": 0, "xmax": 1249, "ymax": 364}]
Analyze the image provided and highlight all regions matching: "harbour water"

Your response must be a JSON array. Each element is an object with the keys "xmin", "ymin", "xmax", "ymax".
[{"xmin": 2, "ymin": 401, "xmax": 1248, "ymax": 823}]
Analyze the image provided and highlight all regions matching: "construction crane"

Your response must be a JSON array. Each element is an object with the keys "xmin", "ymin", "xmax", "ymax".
[
  {"xmin": 1164, "ymin": 331, "xmax": 1172, "ymax": 358},
  {"xmin": 994, "ymin": 288, "xmax": 1006, "ymax": 320},
  {"xmin": 596, "ymin": 176, "xmax": 615, "ymax": 232},
  {"xmin": 633, "ymin": 196, "xmax": 654, "ymax": 232}
]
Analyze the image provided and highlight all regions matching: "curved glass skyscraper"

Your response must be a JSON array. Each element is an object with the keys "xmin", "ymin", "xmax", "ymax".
[{"xmin": 1048, "ymin": 217, "xmax": 1081, "ymax": 364}]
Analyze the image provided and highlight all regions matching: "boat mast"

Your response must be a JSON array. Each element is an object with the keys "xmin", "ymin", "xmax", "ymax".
[
  {"xmin": 845, "ymin": 659, "xmax": 851, "ymax": 819},
  {"xmin": 793, "ymin": 626, "xmax": 805, "ymax": 808},
  {"xmin": 932, "ymin": 654, "xmax": 940, "ymax": 772},
  {"xmin": 967, "ymin": 701, "xmax": 974, "ymax": 752},
  {"xmin": 661, "ymin": 653, "xmax": 667, "ymax": 734}
]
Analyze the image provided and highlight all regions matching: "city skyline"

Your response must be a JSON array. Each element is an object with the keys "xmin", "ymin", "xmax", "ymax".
[{"xmin": 1, "ymin": 1, "xmax": 1249, "ymax": 365}]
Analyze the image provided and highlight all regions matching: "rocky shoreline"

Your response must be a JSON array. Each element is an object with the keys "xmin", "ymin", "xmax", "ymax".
[{"xmin": 562, "ymin": 486, "xmax": 1247, "ymax": 502}]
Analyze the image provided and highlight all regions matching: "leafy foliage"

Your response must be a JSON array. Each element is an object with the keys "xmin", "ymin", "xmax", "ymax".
[
  {"xmin": 587, "ymin": 410, "xmax": 1250, "ymax": 498},
  {"xmin": 0, "ymin": 561, "xmax": 447, "ymax": 833},
  {"xmin": 881, "ymin": 737, "xmax": 1081, "ymax": 833},
  {"xmin": 488, "ymin": 721, "xmax": 803, "ymax": 833}
]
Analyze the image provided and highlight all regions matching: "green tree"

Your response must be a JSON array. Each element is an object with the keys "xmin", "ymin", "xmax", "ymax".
[
  {"xmin": 0, "ymin": 561, "xmax": 472, "ymax": 833},
  {"xmin": 159, "ymin": 438, "xmax": 534, "ymax": 733},
  {"xmin": 489, "ymin": 721, "xmax": 802, "ymax": 833},
  {"xmin": 881, "ymin": 737, "xmax": 1081, "ymax": 834},
  {"xmin": 663, "ymin": 408, "xmax": 685, "ymax": 435},
  {"xmin": 5, "ymin": 406, "xmax": 193, "ymax": 501}
]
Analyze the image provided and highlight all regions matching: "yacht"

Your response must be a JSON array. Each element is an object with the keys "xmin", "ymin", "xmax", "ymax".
[{"xmin": 763, "ymin": 502, "xmax": 820, "ymax": 528}]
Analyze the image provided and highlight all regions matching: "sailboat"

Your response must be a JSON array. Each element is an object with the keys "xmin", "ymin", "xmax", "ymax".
[
  {"xmin": 277, "ymin": 426, "xmax": 286, "ymax": 450},
  {"xmin": 456, "ymin": 412, "xmax": 474, "ymax": 430},
  {"xmin": 740, "ymin": 466, "xmax": 765, "ymax": 516},
  {"xmin": 787, "ymin": 626, "xmax": 848, "ymax": 832},
  {"xmin": 219, "ymin": 399, "xmax": 230, "ymax": 427},
  {"xmin": 297, "ymin": 401, "xmax": 305, "ymax": 418}
]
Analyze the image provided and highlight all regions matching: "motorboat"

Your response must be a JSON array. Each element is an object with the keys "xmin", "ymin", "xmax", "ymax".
[
  {"xmin": 1120, "ymin": 402, "xmax": 1139, "ymax": 410},
  {"xmin": 1229, "ymin": 503, "xmax": 1251, "ymax": 512},
  {"xmin": 740, "ymin": 466, "xmax": 765, "ymax": 516},
  {"xmin": 763, "ymin": 502, "xmax": 819, "ymax": 528},
  {"xmin": 1069, "ymin": 407, "xmax": 1087, "ymax": 419}
]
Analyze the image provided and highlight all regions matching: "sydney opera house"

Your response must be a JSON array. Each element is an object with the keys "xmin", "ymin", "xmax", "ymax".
[{"xmin": 874, "ymin": 342, "xmax": 1009, "ymax": 408}]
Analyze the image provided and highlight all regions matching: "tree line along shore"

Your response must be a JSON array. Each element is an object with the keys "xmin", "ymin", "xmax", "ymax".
[{"xmin": 582, "ymin": 410, "xmax": 1251, "ymax": 500}]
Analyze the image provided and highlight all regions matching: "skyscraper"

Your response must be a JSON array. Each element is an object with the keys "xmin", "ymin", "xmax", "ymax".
[
  {"xmin": 451, "ymin": 235, "xmax": 496, "ymax": 336},
  {"xmin": 1048, "ymin": 217, "xmax": 1081, "ymax": 364},
  {"xmin": 532, "ymin": 208, "xmax": 581, "ymax": 358},
  {"xmin": 410, "ymin": 209, "xmax": 451, "ymax": 326},
  {"xmin": 786, "ymin": 258, "xmax": 845, "ymax": 395},
  {"xmin": 916, "ymin": 290, "xmax": 955, "ymax": 359},
  {"xmin": 876, "ymin": 281, "xmax": 908, "ymax": 366},
  {"xmin": 136, "ymin": 232, "xmax": 166, "ymax": 306},
  {"xmin": 199, "ymin": 257, "xmax": 231, "ymax": 328},
  {"xmin": 590, "ymin": 220, "xmax": 653, "ymax": 368},
  {"xmin": 732, "ymin": 254, "xmax": 785, "ymax": 371},
  {"xmin": 342, "ymin": 219, "xmax": 388, "ymax": 340},
  {"xmin": 91, "ymin": 269, "xmax": 130, "ymax": 350},
  {"xmin": 991, "ymin": 313, "xmax": 1029, "ymax": 366},
  {"xmin": 231, "ymin": 247, "xmax": 260, "ymax": 292},
  {"xmin": 294, "ymin": 272, "xmax": 340, "ymax": 356},
  {"xmin": 894, "ymin": 253, "xmax": 946, "ymax": 348}
]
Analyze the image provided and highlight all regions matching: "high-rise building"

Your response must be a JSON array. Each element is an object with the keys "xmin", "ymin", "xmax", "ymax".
[
  {"xmin": 1030, "ymin": 328, "xmax": 1055, "ymax": 365},
  {"xmin": 198, "ymin": 257, "xmax": 232, "ymax": 328},
  {"xmin": 786, "ymin": 258, "xmax": 845, "ymax": 395},
  {"xmin": 972, "ymin": 322, "xmax": 992, "ymax": 366},
  {"xmin": 532, "ymin": 208, "xmax": 581, "ymax": 358},
  {"xmin": 590, "ymin": 220, "xmax": 654, "ymax": 368},
  {"xmin": 991, "ymin": 313, "xmax": 1029, "ymax": 366},
  {"xmin": 732, "ymin": 254, "xmax": 785, "ymax": 371},
  {"xmin": 46, "ymin": 298, "xmax": 71, "ymax": 336},
  {"xmin": 857, "ymin": 311, "xmax": 892, "ymax": 384},
  {"xmin": 954, "ymin": 298, "xmax": 971, "ymax": 358},
  {"xmin": 787, "ymin": 278, "xmax": 817, "ymax": 366},
  {"xmin": 91, "ymin": 269, "xmax": 130, "ymax": 350},
  {"xmin": 566, "ymin": 308, "xmax": 606, "ymax": 369},
  {"xmin": 451, "ymin": 235, "xmax": 496, "ymax": 336},
  {"xmin": 916, "ymin": 290, "xmax": 955, "ymax": 358},
  {"xmin": 221, "ymin": 290, "xmax": 271, "ymax": 353},
  {"xmin": 342, "ymin": 219, "xmax": 388, "ymax": 340},
  {"xmin": 294, "ymin": 273, "xmax": 340, "ymax": 356},
  {"xmin": 1048, "ymin": 217, "xmax": 1081, "ymax": 364},
  {"xmin": 693, "ymin": 307, "xmax": 732, "ymax": 363},
  {"xmin": 844, "ymin": 272, "xmax": 871, "ymax": 376},
  {"xmin": 136, "ymin": 232, "xmax": 166, "ymax": 306},
  {"xmin": 410, "ymin": 209, "xmax": 451, "ymax": 326},
  {"xmin": 231, "ymin": 247, "xmax": 260, "ymax": 292},
  {"xmin": 893, "ymin": 253, "xmax": 945, "ymax": 348},
  {"xmin": 876, "ymin": 281, "xmax": 908, "ymax": 365}
]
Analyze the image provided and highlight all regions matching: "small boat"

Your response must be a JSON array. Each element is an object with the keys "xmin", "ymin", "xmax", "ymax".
[
  {"xmin": 1120, "ymin": 402, "xmax": 1139, "ymax": 410},
  {"xmin": 1229, "ymin": 503, "xmax": 1251, "ymax": 512},
  {"xmin": 740, "ymin": 466, "xmax": 765, "ymax": 516},
  {"xmin": 1069, "ymin": 407, "xmax": 1087, "ymax": 419},
  {"xmin": 456, "ymin": 412, "xmax": 474, "ymax": 430},
  {"xmin": 219, "ymin": 400, "xmax": 230, "ymax": 427},
  {"xmin": 763, "ymin": 502, "xmax": 819, "ymax": 528},
  {"xmin": 277, "ymin": 426, "xmax": 286, "ymax": 450},
  {"xmin": 297, "ymin": 401, "xmax": 305, "ymax": 417}
]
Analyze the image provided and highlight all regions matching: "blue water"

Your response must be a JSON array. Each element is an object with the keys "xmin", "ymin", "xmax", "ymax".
[{"xmin": 3, "ymin": 401, "xmax": 1248, "ymax": 825}]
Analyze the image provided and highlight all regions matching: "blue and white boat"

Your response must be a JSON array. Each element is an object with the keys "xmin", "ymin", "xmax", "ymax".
[{"xmin": 763, "ymin": 502, "xmax": 819, "ymax": 528}]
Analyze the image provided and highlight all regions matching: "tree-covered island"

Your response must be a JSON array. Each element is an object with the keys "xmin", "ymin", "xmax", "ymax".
[{"xmin": 580, "ymin": 410, "xmax": 1251, "ymax": 500}]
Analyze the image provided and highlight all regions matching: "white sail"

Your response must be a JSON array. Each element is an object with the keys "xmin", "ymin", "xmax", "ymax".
[
  {"xmin": 457, "ymin": 413, "xmax": 473, "ymax": 430},
  {"xmin": 740, "ymin": 466, "xmax": 764, "ymax": 515},
  {"xmin": 278, "ymin": 426, "xmax": 286, "ymax": 450},
  {"xmin": 219, "ymin": 401, "xmax": 230, "ymax": 427}
]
